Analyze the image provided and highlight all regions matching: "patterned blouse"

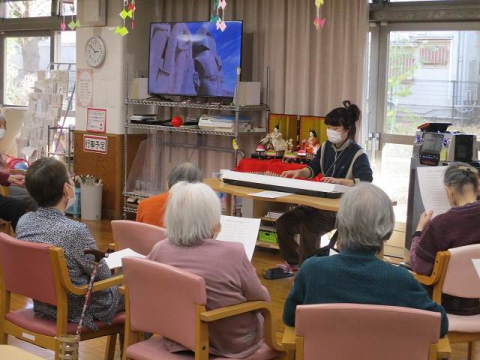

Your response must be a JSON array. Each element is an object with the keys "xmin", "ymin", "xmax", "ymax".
[{"xmin": 16, "ymin": 207, "xmax": 120, "ymax": 330}]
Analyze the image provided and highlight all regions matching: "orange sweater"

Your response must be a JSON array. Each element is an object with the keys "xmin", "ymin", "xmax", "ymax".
[{"xmin": 135, "ymin": 192, "xmax": 168, "ymax": 228}]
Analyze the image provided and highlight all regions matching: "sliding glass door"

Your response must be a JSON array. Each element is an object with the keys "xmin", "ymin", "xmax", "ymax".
[{"xmin": 368, "ymin": 22, "xmax": 480, "ymax": 225}]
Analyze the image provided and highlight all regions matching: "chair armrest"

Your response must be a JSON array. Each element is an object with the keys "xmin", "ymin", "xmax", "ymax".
[
  {"xmin": 437, "ymin": 336, "xmax": 451, "ymax": 359},
  {"xmin": 118, "ymin": 285, "xmax": 125, "ymax": 295},
  {"xmin": 66, "ymin": 275, "xmax": 124, "ymax": 296},
  {"xmin": 200, "ymin": 301, "xmax": 269, "ymax": 322},
  {"xmin": 201, "ymin": 301, "xmax": 284, "ymax": 353},
  {"xmin": 411, "ymin": 251, "xmax": 449, "ymax": 288},
  {"xmin": 281, "ymin": 326, "xmax": 296, "ymax": 350},
  {"xmin": 412, "ymin": 272, "xmax": 437, "ymax": 286}
]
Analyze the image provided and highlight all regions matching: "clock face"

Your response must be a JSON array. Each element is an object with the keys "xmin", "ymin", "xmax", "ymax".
[{"xmin": 85, "ymin": 36, "xmax": 106, "ymax": 68}]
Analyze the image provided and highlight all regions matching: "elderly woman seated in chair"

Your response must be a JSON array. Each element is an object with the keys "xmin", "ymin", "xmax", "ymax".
[
  {"xmin": 283, "ymin": 183, "xmax": 448, "ymax": 338},
  {"xmin": 15, "ymin": 157, "xmax": 123, "ymax": 330},
  {"xmin": 147, "ymin": 182, "xmax": 270, "ymax": 358},
  {"xmin": 410, "ymin": 162, "xmax": 480, "ymax": 315}
]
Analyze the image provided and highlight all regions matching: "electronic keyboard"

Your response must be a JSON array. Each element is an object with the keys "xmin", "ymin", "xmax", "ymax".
[{"xmin": 221, "ymin": 170, "xmax": 350, "ymax": 199}]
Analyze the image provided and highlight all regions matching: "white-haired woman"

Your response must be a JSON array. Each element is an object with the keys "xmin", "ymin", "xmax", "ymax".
[
  {"xmin": 411, "ymin": 162, "xmax": 480, "ymax": 315},
  {"xmin": 147, "ymin": 182, "xmax": 270, "ymax": 358},
  {"xmin": 283, "ymin": 183, "xmax": 448, "ymax": 337}
]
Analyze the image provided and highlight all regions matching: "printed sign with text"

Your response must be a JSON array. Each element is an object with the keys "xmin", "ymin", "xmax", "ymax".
[
  {"xmin": 84, "ymin": 134, "xmax": 108, "ymax": 154},
  {"xmin": 86, "ymin": 108, "xmax": 107, "ymax": 133}
]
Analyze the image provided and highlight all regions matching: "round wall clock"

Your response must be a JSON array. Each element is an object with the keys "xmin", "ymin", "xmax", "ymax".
[{"xmin": 85, "ymin": 36, "xmax": 106, "ymax": 68}]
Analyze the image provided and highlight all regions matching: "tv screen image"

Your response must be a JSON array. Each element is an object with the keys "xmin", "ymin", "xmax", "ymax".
[{"xmin": 148, "ymin": 21, "xmax": 243, "ymax": 98}]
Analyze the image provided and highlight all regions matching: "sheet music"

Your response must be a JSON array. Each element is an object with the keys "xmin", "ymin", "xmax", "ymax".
[
  {"xmin": 472, "ymin": 259, "xmax": 480, "ymax": 279},
  {"xmin": 216, "ymin": 215, "xmax": 261, "ymax": 261},
  {"xmin": 248, "ymin": 190, "xmax": 292, "ymax": 198},
  {"xmin": 104, "ymin": 248, "xmax": 145, "ymax": 269},
  {"xmin": 417, "ymin": 166, "xmax": 450, "ymax": 218}
]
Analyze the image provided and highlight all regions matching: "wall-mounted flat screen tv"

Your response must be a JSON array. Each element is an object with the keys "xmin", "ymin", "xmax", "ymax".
[{"xmin": 148, "ymin": 21, "xmax": 243, "ymax": 98}]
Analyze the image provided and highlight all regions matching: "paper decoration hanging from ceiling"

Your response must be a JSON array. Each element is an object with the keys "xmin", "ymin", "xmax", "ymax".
[
  {"xmin": 115, "ymin": 0, "xmax": 136, "ymax": 36},
  {"xmin": 314, "ymin": 0, "xmax": 326, "ymax": 30},
  {"xmin": 210, "ymin": 0, "xmax": 228, "ymax": 32},
  {"xmin": 60, "ymin": 0, "xmax": 80, "ymax": 31}
]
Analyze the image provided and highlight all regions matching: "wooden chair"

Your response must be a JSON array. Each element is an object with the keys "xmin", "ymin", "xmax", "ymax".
[
  {"xmin": 0, "ymin": 185, "xmax": 14, "ymax": 236},
  {"xmin": 413, "ymin": 244, "xmax": 480, "ymax": 360},
  {"xmin": 0, "ymin": 233, "xmax": 125, "ymax": 360},
  {"xmin": 111, "ymin": 220, "xmax": 167, "ymax": 255},
  {"xmin": 122, "ymin": 257, "xmax": 285, "ymax": 360},
  {"xmin": 282, "ymin": 303, "xmax": 450, "ymax": 360}
]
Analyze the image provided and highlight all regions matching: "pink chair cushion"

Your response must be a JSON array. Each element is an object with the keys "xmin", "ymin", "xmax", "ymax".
[
  {"xmin": 5, "ymin": 309, "xmax": 125, "ymax": 337},
  {"xmin": 123, "ymin": 258, "xmax": 207, "ymax": 351},
  {"xmin": 443, "ymin": 244, "xmax": 480, "ymax": 298},
  {"xmin": 0, "ymin": 234, "xmax": 58, "ymax": 305},
  {"xmin": 447, "ymin": 313, "xmax": 480, "ymax": 333},
  {"xmin": 296, "ymin": 304, "xmax": 440, "ymax": 360},
  {"xmin": 111, "ymin": 220, "xmax": 167, "ymax": 255},
  {"xmin": 126, "ymin": 337, "xmax": 280, "ymax": 360}
]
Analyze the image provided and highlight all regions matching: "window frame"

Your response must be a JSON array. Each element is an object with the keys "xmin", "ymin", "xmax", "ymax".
[{"xmin": 0, "ymin": 0, "xmax": 76, "ymax": 106}]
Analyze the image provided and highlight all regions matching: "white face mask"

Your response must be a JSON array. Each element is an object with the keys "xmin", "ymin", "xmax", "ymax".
[
  {"xmin": 66, "ymin": 184, "xmax": 76, "ymax": 210},
  {"xmin": 0, "ymin": 129, "xmax": 5, "ymax": 140},
  {"xmin": 327, "ymin": 129, "xmax": 347, "ymax": 144}
]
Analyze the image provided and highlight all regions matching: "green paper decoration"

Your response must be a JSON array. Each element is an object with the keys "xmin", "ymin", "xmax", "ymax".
[
  {"xmin": 68, "ymin": 20, "xmax": 80, "ymax": 30},
  {"xmin": 115, "ymin": 26, "xmax": 129, "ymax": 36},
  {"xmin": 120, "ymin": 9, "xmax": 133, "ymax": 19}
]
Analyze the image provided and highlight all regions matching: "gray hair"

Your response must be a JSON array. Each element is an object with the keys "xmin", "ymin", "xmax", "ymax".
[
  {"xmin": 0, "ymin": 114, "xmax": 6, "ymax": 124},
  {"xmin": 165, "ymin": 181, "xmax": 221, "ymax": 246},
  {"xmin": 336, "ymin": 183, "xmax": 394, "ymax": 253},
  {"xmin": 167, "ymin": 162, "xmax": 202, "ymax": 189},
  {"xmin": 443, "ymin": 162, "xmax": 478, "ymax": 195}
]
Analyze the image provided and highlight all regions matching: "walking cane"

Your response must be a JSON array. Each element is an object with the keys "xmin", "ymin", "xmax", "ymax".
[{"xmin": 57, "ymin": 248, "xmax": 108, "ymax": 360}]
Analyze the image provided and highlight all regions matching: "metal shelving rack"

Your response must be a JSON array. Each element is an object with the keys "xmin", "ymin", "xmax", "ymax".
[{"xmin": 122, "ymin": 65, "xmax": 269, "ymax": 218}]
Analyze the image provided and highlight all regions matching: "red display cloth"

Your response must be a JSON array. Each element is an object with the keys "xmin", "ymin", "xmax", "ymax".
[{"xmin": 234, "ymin": 158, "xmax": 323, "ymax": 182}]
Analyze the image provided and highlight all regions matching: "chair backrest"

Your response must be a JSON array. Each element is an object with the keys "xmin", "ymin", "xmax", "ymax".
[
  {"xmin": 296, "ymin": 303, "xmax": 440, "ymax": 360},
  {"xmin": 443, "ymin": 244, "xmax": 480, "ymax": 298},
  {"xmin": 123, "ymin": 257, "xmax": 207, "ymax": 351},
  {"xmin": 111, "ymin": 220, "xmax": 167, "ymax": 255},
  {"xmin": 0, "ymin": 233, "xmax": 58, "ymax": 305}
]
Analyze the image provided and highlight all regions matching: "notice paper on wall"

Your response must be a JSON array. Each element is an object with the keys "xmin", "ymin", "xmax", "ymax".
[
  {"xmin": 417, "ymin": 166, "xmax": 450, "ymax": 218},
  {"xmin": 216, "ymin": 215, "xmax": 261, "ymax": 261},
  {"xmin": 104, "ymin": 248, "xmax": 145, "ymax": 269},
  {"xmin": 472, "ymin": 259, "xmax": 480, "ymax": 279}
]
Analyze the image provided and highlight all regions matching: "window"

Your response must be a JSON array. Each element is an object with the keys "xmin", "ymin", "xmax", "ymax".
[
  {"xmin": 386, "ymin": 30, "xmax": 480, "ymax": 137},
  {"xmin": 419, "ymin": 41, "xmax": 450, "ymax": 66},
  {"xmin": 0, "ymin": 0, "xmax": 76, "ymax": 106},
  {"xmin": 0, "ymin": 0, "xmax": 52, "ymax": 19},
  {"xmin": 4, "ymin": 35, "xmax": 51, "ymax": 106},
  {"xmin": 367, "ymin": 23, "xmax": 480, "ymax": 225},
  {"xmin": 56, "ymin": 31, "xmax": 76, "ymax": 63}
]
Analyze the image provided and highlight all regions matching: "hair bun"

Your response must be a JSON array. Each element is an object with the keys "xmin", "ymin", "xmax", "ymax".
[
  {"xmin": 343, "ymin": 100, "xmax": 352, "ymax": 109},
  {"xmin": 342, "ymin": 100, "xmax": 361, "ymax": 123}
]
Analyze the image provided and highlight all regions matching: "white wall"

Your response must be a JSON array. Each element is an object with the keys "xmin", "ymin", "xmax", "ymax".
[{"xmin": 76, "ymin": 0, "xmax": 127, "ymax": 135}]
